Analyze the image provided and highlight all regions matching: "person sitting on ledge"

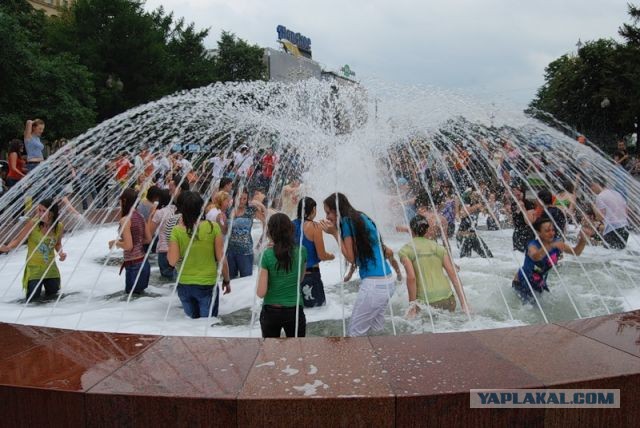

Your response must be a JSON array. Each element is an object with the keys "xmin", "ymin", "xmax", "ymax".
[{"xmin": 512, "ymin": 216, "xmax": 593, "ymax": 304}]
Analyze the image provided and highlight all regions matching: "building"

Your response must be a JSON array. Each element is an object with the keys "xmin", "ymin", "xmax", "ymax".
[
  {"xmin": 264, "ymin": 47, "xmax": 322, "ymax": 83},
  {"xmin": 27, "ymin": 0, "xmax": 73, "ymax": 16},
  {"xmin": 266, "ymin": 24, "xmax": 360, "ymax": 88}
]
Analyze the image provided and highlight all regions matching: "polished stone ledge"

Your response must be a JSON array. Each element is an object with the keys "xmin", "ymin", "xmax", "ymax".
[{"xmin": 0, "ymin": 310, "xmax": 638, "ymax": 427}]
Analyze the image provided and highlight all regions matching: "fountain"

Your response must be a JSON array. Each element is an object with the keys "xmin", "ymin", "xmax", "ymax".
[{"xmin": 0, "ymin": 80, "xmax": 638, "ymax": 426}]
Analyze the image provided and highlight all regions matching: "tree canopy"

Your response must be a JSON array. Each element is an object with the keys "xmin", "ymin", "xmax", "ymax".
[
  {"xmin": 0, "ymin": 0, "xmax": 267, "ymax": 149},
  {"xmin": 528, "ymin": 3, "xmax": 640, "ymax": 151}
]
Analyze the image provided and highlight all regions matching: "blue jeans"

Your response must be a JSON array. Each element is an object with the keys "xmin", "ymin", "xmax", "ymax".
[
  {"xmin": 177, "ymin": 284, "xmax": 220, "ymax": 318},
  {"xmin": 227, "ymin": 251, "xmax": 253, "ymax": 278},
  {"xmin": 125, "ymin": 260, "xmax": 150, "ymax": 293},
  {"xmin": 26, "ymin": 278, "xmax": 60, "ymax": 300},
  {"xmin": 157, "ymin": 252, "xmax": 176, "ymax": 280},
  {"xmin": 25, "ymin": 162, "xmax": 40, "ymax": 174}
]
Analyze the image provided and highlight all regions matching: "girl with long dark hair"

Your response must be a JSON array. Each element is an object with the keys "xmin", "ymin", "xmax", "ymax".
[
  {"xmin": 108, "ymin": 188, "xmax": 151, "ymax": 294},
  {"xmin": 256, "ymin": 213, "xmax": 307, "ymax": 337},
  {"xmin": 168, "ymin": 191, "xmax": 230, "ymax": 319},
  {"xmin": 321, "ymin": 193, "xmax": 394, "ymax": 336},
  {"xmin": 6, "ymin": 139, "xmax": 26, "ymax": 188},
  {"xmin": 0, "ymin": 198, "xmax": 67, "ymax": 300},
  {"xmin": 293, "ymin": 197, "xmax": 335, "ymax": 307}
]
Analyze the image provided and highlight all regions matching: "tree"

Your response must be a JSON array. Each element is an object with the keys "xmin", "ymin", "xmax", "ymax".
[
  {"xmin": 45, "ymin": 0, "xmax": 217, "ymax": 120},
  {"xmin": 213, "ymin": 31, "xmax": 267, "ymax": 82},
  {"xmin": 619, "ymin": 3, "xmax": 640, "ymax": 45},
  {"xmin": 0, "ymin": 3, "xmax": 95, "ymax": 148},
  {"xmin": 529, "ymin": 4, "xmax": 640, "ymax": 151}
]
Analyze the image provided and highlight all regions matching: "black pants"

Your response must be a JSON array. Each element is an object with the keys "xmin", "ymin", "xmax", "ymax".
[
  {"xmin": 300, "ymin": 269, "xmax": 326, "ymax": 307},
  {"xmin": 26, "ymin": 278, "xmax": 60, "ymax": 300},
  {"xmin": 459, "ymin": 234, "xmax": 493, "ymax": 258},
  {"xmin": 604, "ymin": 227, "xmax": 629, "ymax": 249},
  {"xmin": 486, "ymin": 216, "xmax": 499, "ymax": 231},
  {"xmin": 260, "ymin": 305, "xmax": 306, "ymax": 338}
]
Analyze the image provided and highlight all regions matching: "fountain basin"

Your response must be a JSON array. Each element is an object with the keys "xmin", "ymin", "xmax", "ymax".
[{"xmin": 0, "ymin": 310, "xmax": 638, "ymax": 426}]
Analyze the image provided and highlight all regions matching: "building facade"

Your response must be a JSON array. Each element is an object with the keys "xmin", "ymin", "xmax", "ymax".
[{"xmin": 27, "ymin": 0, "xmax": 73, "ymax": 16}]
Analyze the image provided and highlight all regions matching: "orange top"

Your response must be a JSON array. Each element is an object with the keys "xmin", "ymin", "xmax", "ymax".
[
  {"xmin": 7, "ymin": 153, "xmax": 25, "ymax": 180},
  {"xmin": 116, "ymin": 158, "xmax": 132, "ymax": 180}
]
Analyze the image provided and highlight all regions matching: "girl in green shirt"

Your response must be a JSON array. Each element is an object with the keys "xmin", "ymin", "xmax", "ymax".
[
  {"xmin": 168, "ymin": 191, "xmax": 230, "ymax": 319},
  {"xmin": 257, "ymin": 213, "xmax": 307, "ymax": 338},
  {"xmin": 399, "ymin": 215, "xmax": 470, "ymax": 317},
  {"xmin": 0, "ymin": 199, "xmax": 66, "ymax": 301}
]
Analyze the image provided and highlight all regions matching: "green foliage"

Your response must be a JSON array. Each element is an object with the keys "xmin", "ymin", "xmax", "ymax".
[
  {"xmin": 0, "ymin": 3, "xmax": 95, "ymax": 148},
  {"xmin": 529, "ymin": 4, "xmax": 640, "ymax": 150},
  {"xmin": 44, "ymin": 0, "xmax": 217, "ymax": 119},
  {"xmin": 619, "ymin": 3, "xmax": 640, "ymax": 45},
  {"xmin": 214, "ymin": 31, "xmax": 267, "ymax": 82},
  {"xmin": 0, "ymin": 0, "xmax": 267, "ymax": 148}
]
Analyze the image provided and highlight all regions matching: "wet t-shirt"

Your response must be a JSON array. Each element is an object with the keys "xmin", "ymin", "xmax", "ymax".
[
  {"xmin": 340, "ymin": 214, "xmax": 391, "ymax": 279},
  {"xmin": 227, "ymin": 206, "xmax": 257, "ymax": 255},
  {"xmin": 517, "ymin": 239, "xmax": 561, "ymax": 292}
]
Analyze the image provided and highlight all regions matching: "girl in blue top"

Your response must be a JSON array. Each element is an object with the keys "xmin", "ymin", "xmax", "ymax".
[
  {"xmin": 321, "ymin": 193, "xmax": 394, "ymax": 336},
  {"xmin": 293, "ymin": 197, "xmax": 335, "ymax": 307},
  {"xmin": 512, "ymin": 216, "xmax": 592, "ymax": 303}
]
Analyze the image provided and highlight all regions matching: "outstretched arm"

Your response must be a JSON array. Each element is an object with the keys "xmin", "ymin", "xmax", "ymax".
[
  {"xmin": 556, "ymin": 227, "xmax": 590, "ymax": 256},
  {"xmin": 0, "ymin": 220, "xmax": 35, "ymax": 252}
]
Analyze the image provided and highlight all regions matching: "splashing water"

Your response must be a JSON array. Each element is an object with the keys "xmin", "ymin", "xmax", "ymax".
[{"xmin": 0, "ymin": 79, "xmax": 639, "ymax": 337}]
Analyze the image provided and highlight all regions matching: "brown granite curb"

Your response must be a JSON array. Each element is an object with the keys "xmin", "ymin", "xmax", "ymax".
[{"xmin": 0, "ymin": 311, "xmax": 638, "ymax": 427}]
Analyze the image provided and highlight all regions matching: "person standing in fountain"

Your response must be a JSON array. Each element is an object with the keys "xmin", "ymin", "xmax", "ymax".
[
  {"xmin": 23, "ymin": 119, "xmax": 45, "ymax": 174},
  {"xmin": 399, "ymin": 215, "xmax": 469, "ymax": 316},
  {"xmin": 457, "ymin": 192, "xmax": 493, "ymax": 258},
  {"xmin": 257, "ymin": 213, "xmax": 307, "ymax": 337},
  {"xmin": 6, "ymin": 139, "xmax": 27, "ymax": 188},
  {"xmin": 149, "ymin": 189, "xmax": 176, "ymax": 280},
  {"xmin": 512, "ymin": 217, "xmax": 592, "ymax": 304},
  {"xmin": 510, "ymin": 182, "xmax": 536, "ymax": 252},
  {"xmin": 281, "ymin": 177, "xmax": 301, "ymax": 218},
  {"xmin": 321, "ymin": 193, "xmax": 394, "ymax": 337},
  {"xmin": 206, "ymin": 191, "xmax": 232, "ymax": 234},
  {"xmin": 554, "ymin": 179, "xmax": 577, "ymax": 223},
  {"xmin": 109, "ymin": 189, "xmax": 151, "ymax": 294},
  {"xmin": 589, "ymin": 177, "xmax": 629, "ymax": 249},
  {"xmin": 168, "ymin": 191, "xmax": 231, "ymax": 318},
  {"xmin": 536, "ymin": 188, "xmax": 566, "ymax": 238},
  {"xmin": 0, "ymin": 199, "xmax": 67, "ymax": 300},
  {"xmin": 226, "ymin": 188, "xmax": 265, "ymax": 278},
  {"xmin": 293, "ymin": 197, "xmax": 335, "ymax": 307}
]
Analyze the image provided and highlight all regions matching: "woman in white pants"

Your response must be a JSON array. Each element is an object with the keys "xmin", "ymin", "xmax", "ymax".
[{"xmin": 321, "ymin": 193, "xmax": 394, "ymax": 336}]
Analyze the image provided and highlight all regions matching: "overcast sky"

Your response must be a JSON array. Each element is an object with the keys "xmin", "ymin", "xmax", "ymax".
[{"xmin": 144, "ymin": 0, "xmax": 630, "ymax": 108}]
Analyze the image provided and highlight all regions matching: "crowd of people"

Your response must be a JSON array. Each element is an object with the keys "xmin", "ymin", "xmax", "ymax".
[{"xmin": 0, "ymin": 120, "xmax": 637, "ymax": 338}]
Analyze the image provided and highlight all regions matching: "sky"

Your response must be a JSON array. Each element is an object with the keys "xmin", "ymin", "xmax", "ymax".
[{"xmin": 144, "ymin": 0, "xmax": 631, "ymax": 108}]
